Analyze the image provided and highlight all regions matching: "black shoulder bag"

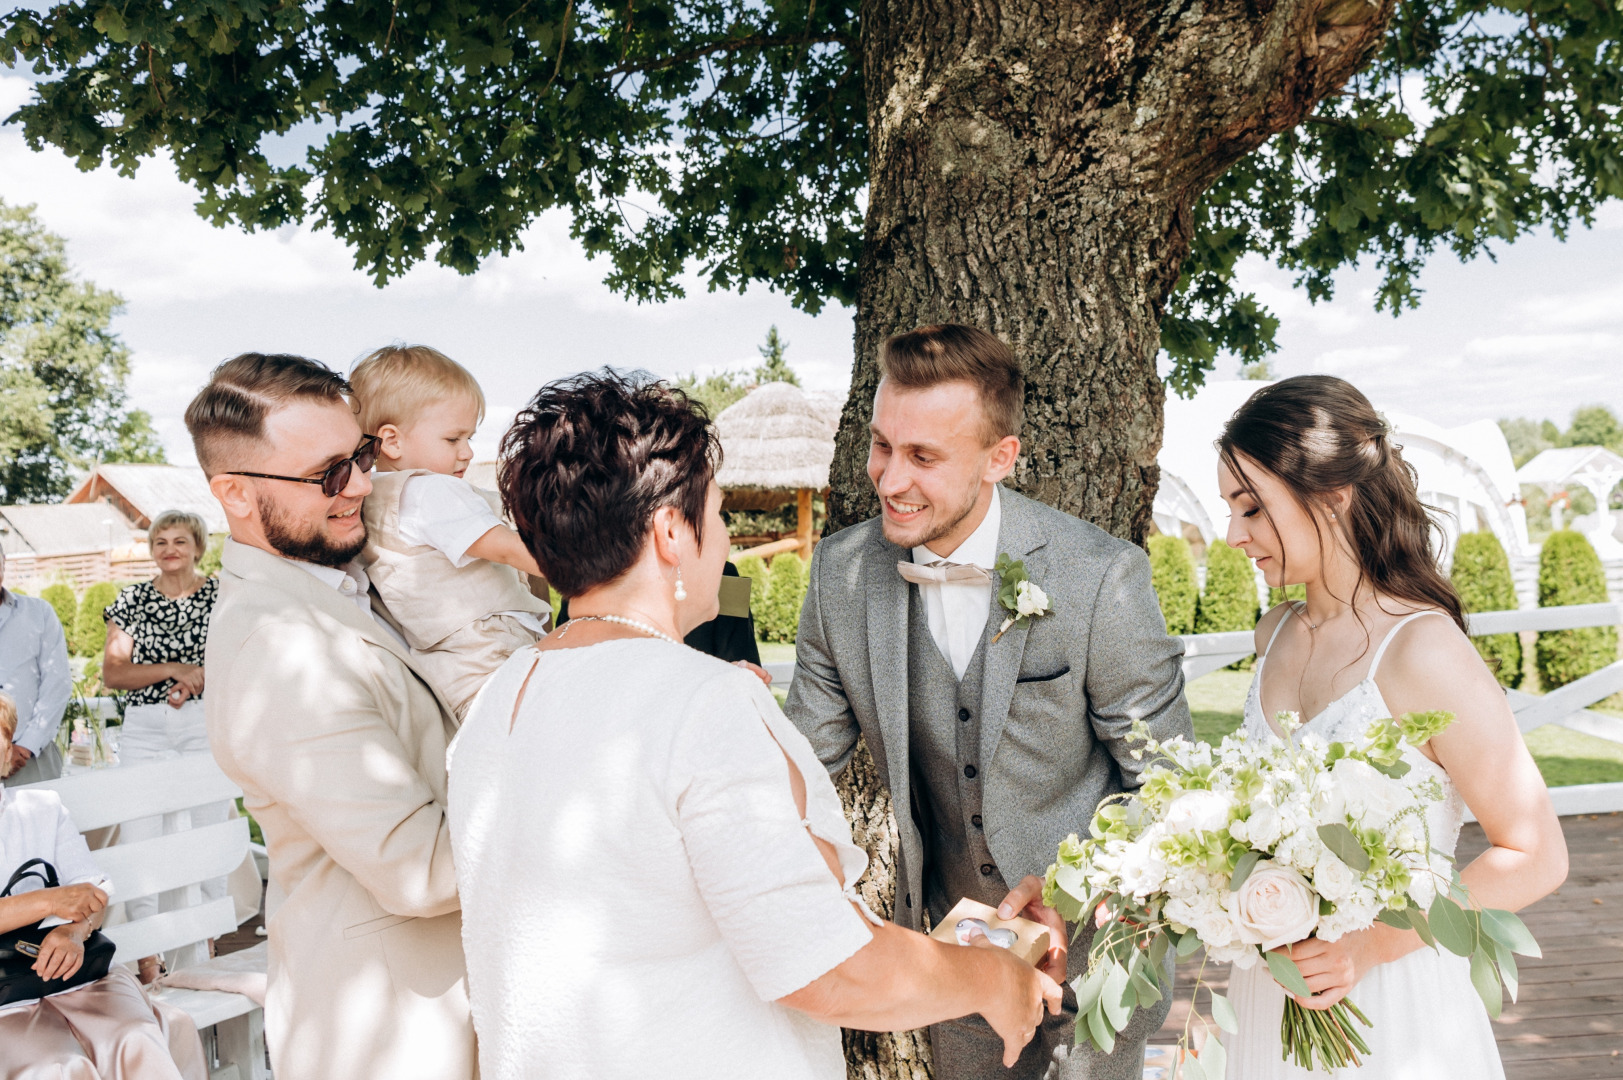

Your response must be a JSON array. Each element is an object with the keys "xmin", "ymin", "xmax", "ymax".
[{"xmin": 0, "ymin": 859, "xmax": 117, "ymax": 1008}]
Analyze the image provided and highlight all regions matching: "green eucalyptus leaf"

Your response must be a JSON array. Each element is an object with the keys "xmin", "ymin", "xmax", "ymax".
[
  {"xmin": 1492, "ymin": 938, "xmax": 1520, "ymax": 1003},
  {"xmin": 1316, "ymin": 823, "xmax": 1371, "ymax": 872},
  {"xmin": 1229, "ymin": 850, "xmax": 1262, "ymax": 891},
  {"xmin": 1177, "ymin": 930, "xmax": 1203, "ymax": 958},
  {"xmin": 1149, "ymin": 930, "xmax": 1171, "ymax": 970},
  {"xmin": 1073, "ymin": 965, "xmax": 1107, "ymax": 1017},
  {"xmin": 1480, "ymin": 908, "xmax": 1541, "ymax": 958},
  {"xmin": 1130, "ymin": 968, "xmax": 1163, "ymax": 1007},
  {"xmin": 1376, "ymin": 907, "xmax": 1412, "ymax": 931},
  {"xmin": 1408, "ymin": 906, "xmax": 1436, "ymax": 948},
  {"xmin": 1210, "ymin": 990, "xmax": 1239, "ymax": 1033},
  {"xmin": 1264, "ymin": 950, "xmax": 1312, "ymax": 998},
  {"xmin": 1101, "ymin": 963, "xmax": 1133, "ymax": 1029},
  {"xmin": 1087, "ymin": 1004, "xmax": 1117, "ymax": 1056},
  {"xmin": 1199, "ymin": 1030, "xmax": 1228, "ymax": 1080},
  {"xmin": 1469, "ymin": 949, "xmax": 1503, "ymax": 1019},
  {"xmin": 1428, "ymin": 895, "xmax": 1475, "ymax": 957}
]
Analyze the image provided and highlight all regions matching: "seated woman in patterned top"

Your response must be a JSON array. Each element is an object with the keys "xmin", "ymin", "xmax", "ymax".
[{"xmin": 99, "ymin": 509, "xmax": 228, "ymax": 985}]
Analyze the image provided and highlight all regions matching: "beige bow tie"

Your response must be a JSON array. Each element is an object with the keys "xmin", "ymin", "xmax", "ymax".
[{"xmin": 897, "ymin": 560, "xmax": 993, "ymax": 586}]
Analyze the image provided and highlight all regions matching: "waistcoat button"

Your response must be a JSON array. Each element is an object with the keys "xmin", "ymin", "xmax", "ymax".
[
  {"xmin": 980, "ymin": 863, "xmax": 995, "ymax": 876},
  {"xmin": 958, "ymin": 707, "xmax": 971, "ymax": 722},
  {"xmin": 964, "ymin": 764, "xmax": 977, "ymax": 779},
  {"xmin": 971, "ymin": 814, "xmax": 983, "ymax": 828}
]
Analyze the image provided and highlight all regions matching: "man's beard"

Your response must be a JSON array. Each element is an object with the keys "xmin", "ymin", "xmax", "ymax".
[{"xmin": 258, "ymin": 492, "xmax": 367, "ymax": 568}]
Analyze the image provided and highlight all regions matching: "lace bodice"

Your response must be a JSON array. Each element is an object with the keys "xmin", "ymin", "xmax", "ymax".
[{"xmin": 1242, "ymin": 607, "xmax": 1467, "ymax": 859}]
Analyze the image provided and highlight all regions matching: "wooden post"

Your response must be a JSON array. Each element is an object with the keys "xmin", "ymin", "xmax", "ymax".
[{"xmin": 796, "ymin": 487, "xmax": 814, "ymax": 558}]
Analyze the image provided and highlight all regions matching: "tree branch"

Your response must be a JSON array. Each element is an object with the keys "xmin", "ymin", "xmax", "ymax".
[{"xmin": 604, "ymin": 31, "xmax": 853, "ymax": 76}]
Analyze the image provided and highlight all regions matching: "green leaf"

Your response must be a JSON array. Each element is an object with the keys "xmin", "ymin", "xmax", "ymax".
[
  {"xmin": 1177, "ymin": 929, "xmax": 1203, "ymax": 958},
  {"xmin": 1198, "ymin": 1031, "xmax": 1228, "ymax": 1080},
  {"xmin": 1073, "ymin": 965, "xmax": 1107, "ymax": 1017},
  {"xmin": 1316, "ymin": 823, "xmax": 1371, "ymax": 872},
  {"xmin": 1408, "ymin": 906, "xmax": 1436, "ymax": 948},
  {"xmin": 1480, "ymin": 908, "xmax": 1541, "ymax": 958},
  {"xmin": 1087, "ymin": 1004, "xmax": 1117, "ymax": 1056},
  {"xmin": 1492, "ymin": 938, "xmax": 1520, "ymax": 1003},
  {"xmin": 1469, "ymin": 948, "xmax": 1503, "ymax": 1019},
  {"xmin": 1149, "ymin": 930, "xmax": 1171, "ymax": 971},
  {"xmin": 1229, "ymin": 850, "xmax": 1262, "ymax": 891},
  {"xmin": 1101, "ymin": 963, "xmax": 1133, "ymax": 1029},
  {"xmin": 1130, "ymin": 968, "xmax": 1163, "ymax": 1007},
  {"xmin": 1264, "ymin": 950, "xmax": 1312, "ymax": 998},
  {"xmin": 1210, "ymin": 990, "xmax": 1239, "ymax": 1034},
  {"xmin": 1429, "ymin": 895, "xmax": 1475, "ymax": 957},
  {"xmin": 1376, "ymin": 907, "xmax": 1412, "ymax": 931}
]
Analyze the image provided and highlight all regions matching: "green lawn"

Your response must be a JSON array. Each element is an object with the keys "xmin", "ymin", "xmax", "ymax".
[{"xmin": 1183, "ymin": 668, "xmax": 1623, "ymax": 786}]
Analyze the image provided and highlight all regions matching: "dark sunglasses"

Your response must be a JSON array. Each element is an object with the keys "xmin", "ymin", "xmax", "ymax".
[{"xmin": 227, "ymin": 435, "xmax": 381, "ymax": 498}]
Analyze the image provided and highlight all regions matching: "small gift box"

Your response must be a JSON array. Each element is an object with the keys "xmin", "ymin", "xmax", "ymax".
[{"xmin": 927, "ymin": 898, "xmax": 1051, "ymax": 967}]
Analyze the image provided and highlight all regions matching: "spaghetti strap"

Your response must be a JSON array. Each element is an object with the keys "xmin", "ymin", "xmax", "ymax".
[
  {"xmin": 1367, "ymin": 611, "xmax": 1449, "ymax": 682},
  {"xmin": 1259, "ymin": 601, "xmax": 1302, "ymax": 661}
]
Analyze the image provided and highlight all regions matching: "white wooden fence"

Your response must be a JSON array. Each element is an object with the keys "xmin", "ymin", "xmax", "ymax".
[{"xmin": 766, "ymin": 602, "xmax": 1623, "ymax": 815}]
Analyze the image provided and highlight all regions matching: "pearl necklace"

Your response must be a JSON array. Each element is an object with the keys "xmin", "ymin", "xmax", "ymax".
[{"xmin": 560, "ymin": 613, "xmax": 681, "ymax": 645}]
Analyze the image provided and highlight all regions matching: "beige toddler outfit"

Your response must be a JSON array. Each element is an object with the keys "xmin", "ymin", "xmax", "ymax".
[{"xmin": 361, "ymin": 469, "xmax": 551, "ymax": 719}]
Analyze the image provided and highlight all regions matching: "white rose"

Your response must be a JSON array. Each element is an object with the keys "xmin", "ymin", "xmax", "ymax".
[
  {"xmin": 1312, "ymin": 850, "xmax": 1356, "ymax": 904},
  {"xmin": 1329, "ymin": 757, "xmax": 1411, "ymax": 827},
  {"xmin": 1244, "ymin": 800, "xmax": 1283, "ymax": 849},
  {"xmin": 1116, "ymin": 837, "xmax": 1169, "ymax": 898},
  {"xmin": 1228, "ymin": 861, "xmax": 1320, "ymax": 951},
  {"xmin": 1015, "ymin": 580, "xmax": 1049, "ymax": 617},
  {"xmin": 1407, "ymin": 872, "xmax": 1437, "ymax": 911},
  {"xmin": 1164, "ymin": 790, "xmax": 1233, "ymax": 835}
]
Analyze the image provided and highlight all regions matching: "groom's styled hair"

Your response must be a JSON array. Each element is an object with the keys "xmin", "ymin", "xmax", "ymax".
[
  {"xmin": 186, "ymin": 353, "xmax": 351, "ymax": 475},
  {"xmin": 880, "ymin": 324, "xmax": 1024, "ymax": 445}
]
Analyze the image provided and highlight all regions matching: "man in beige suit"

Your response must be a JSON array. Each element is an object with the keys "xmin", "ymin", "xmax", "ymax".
[{"xmin": 185, "ymin": 353, "xmax": 474, "ymax": 1080}]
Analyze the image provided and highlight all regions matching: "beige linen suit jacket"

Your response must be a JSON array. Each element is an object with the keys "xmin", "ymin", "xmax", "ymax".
[{"xmin": 205, "ymin": 540, "xmax": 474, "ymax": 1080}]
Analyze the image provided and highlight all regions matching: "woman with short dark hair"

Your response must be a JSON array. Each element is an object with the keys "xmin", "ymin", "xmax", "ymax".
[{"xmin": 447, "ymin": 370, "xmax": 1057, "ymax": 1080}]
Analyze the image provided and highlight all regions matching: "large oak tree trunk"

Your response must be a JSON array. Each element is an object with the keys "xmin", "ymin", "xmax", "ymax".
[{"xmin": 828, "ymin": 1, "xmax": 1393, "ymax": 1075}]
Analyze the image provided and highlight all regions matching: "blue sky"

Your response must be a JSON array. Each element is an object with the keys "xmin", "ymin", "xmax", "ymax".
[{"xmin": 2, "ymin": 71, "xmax": 1619, "ymax": 466}]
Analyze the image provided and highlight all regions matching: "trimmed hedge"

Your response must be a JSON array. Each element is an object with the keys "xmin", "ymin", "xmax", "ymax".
[
  {"xmin": 73, "ymin": 581, "xmax": 122, "ymax": 658},
  {"xmin": 758, "ymin": 553, "xmax": 810, "ymax": 644},
  {"xmin": 1536, "ymin": 530, "xmax": 1618, "ymax": 690},
  {"xmin": 1267, "ymin": 584, "xmax": 1307, "ymax": 607},
  {"xmin": 733, "ymin": 554, "xmax": 770, "ymax": 613},
  {"xmin": 1148, "ymin": 535, "xmax": 1198, "ymax": 636},
  {"xmin": 1450, "ymin": 531, "xmax": 1523, "ymax": 689},
  {"xmin": 40, "ymin": 583, "xmax": 77, "ymax": 634},
  {"xmin": 1196, "ymin": 541, "xmax": 1260, "ymax": 635}
]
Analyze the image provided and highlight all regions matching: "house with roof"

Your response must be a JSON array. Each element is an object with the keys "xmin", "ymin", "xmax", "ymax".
[
  {"xmin": 0, "ymin": 502, "xmax": 150, "ymax": 590},
  {"xmin": 65, "ymin": 463, "xmax": 227, "ymax": 534}
]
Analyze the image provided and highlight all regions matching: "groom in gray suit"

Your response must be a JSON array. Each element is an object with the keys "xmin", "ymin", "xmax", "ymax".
[{"xmin": 785, "ymin": 325, "xmax": 1191, "ymax": 1080}]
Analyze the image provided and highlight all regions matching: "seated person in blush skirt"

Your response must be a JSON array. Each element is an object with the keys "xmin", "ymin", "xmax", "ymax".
[
  {"xmin": 446, "ymin": 371, "xmax": 1062, "ymax": 1080},
  {"xmin": 0, "ymin": 694, "xmax": 207, "ymax": 1080}
]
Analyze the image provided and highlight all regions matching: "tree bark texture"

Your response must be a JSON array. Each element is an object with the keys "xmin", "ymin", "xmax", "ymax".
[{"xmin": 828, "ymin": 2, "xmax": 1394, "ymax": 1076}]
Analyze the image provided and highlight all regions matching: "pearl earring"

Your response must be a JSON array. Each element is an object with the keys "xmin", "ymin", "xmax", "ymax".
[{"xmin": 674, "ymin": 564, "xmax": 688, "ymax": 602}]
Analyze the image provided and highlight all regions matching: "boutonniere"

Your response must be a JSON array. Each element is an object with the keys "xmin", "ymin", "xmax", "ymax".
[{"xmin": 992, "ymin": 553, "xmax": 1052, "ymax": 643}]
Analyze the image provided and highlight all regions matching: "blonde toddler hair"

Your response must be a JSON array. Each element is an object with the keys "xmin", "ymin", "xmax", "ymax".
[{"xmin": 351, "ymin": 345, "xmax": 486, "ymax": 436}]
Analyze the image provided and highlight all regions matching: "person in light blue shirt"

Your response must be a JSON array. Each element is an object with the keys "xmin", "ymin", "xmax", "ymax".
[{"xmin": 0, "ymin": 549, "xmax": 72, "ymax": 784}]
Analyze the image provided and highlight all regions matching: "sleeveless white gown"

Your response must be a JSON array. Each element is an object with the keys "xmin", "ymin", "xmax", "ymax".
[{"xmin": 1223, "ymin": 608, "xmax": 1506, "ymax": 1079}]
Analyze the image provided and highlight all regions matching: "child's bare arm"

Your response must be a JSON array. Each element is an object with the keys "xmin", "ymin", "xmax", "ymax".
[{"xmin": 465, "ymin": 523, "xmax": 544, "ymax": 578}]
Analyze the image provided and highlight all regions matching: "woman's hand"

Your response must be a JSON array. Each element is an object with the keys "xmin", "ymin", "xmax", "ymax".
[
  {"xmin": 45, "ymin": 883, "xmax": 108, "ymax": 926},
  {"xmin": 171, "ymin": 664, "xmax": 206, "ymax": 698},
  {"xmin": 1273, "ymin": 923, "xmax": 1419, "ymax": 1010},
  {"xmin": 33, "ymin": 923, "xmax": 90, "ymax": 982},
  {"xmin": 976, "ymin": 943, "xmax": 1063, "ymax": 1066}
]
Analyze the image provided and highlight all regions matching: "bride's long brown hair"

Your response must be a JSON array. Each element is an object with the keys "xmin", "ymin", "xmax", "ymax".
[{"xmin": 1218, "ymin": 375, "xmax": 1466, "ymax": 636}]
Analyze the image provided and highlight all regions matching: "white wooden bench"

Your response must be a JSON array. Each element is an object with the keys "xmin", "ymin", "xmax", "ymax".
[{"xmin": 36, "ymin": 755, "xmax": 269, "ymax": 1080}]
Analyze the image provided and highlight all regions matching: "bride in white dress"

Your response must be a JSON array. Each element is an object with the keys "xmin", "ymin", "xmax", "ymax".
[{"xmin": 1212, "ymin": 376, "xmax": 1568, "ymax": 1078}]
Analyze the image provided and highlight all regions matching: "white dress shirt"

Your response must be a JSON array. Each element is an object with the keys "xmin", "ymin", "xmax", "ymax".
[
  {"xmin": 909, "ymin": 485, "xmax": 1002, "ymax": 680},
  {"xmin": 0, "ymin": 590, "xmax": 71, "ymax": 756},
  {"xmin": 282, "ymin": 558, "xmax": 409, "ymax": 648}
]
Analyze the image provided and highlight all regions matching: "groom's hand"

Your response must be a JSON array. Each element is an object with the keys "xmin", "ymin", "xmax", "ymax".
[{"xmin": 998, "ymin": 875, "xmax": 1068, "ymax": 984}]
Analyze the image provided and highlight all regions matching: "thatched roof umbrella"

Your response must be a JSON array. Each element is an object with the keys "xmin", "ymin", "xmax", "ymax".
[{"xmin": 713, "ymin": 381, "xmax": 836, "ymax": 557}]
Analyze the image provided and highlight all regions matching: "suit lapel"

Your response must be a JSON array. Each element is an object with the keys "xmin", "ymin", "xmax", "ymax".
[
  {"xmin": 977, "ymin": 490, "xmax": 1049, "ymax": 770},
  {"xmin": 864, "ymin": 535, "xmax": 912, "ymax": 801},
  {"xmin": 221, "ymin": 540, "xmax": 460, "ymax": 723}
]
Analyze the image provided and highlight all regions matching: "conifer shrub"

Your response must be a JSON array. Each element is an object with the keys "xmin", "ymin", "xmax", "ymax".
[
  {"xmin": 1195, "ymin": 541, "xmax": 1260, "ymax": 635},
  {"xmin": 40, "ymin": 583, "xmax": 77, "ymax": 634},
  {"xmin": 1148, "ymin": 534, "xmax": 1198, "ymax": 636},
  {"xmin": 73, "ymin": 581, "xmax": 122, "ymax": 658},
  {"xmin": 1536, "ymin": 530, "xmax": 1618, "ymax": 690},
  {"xmin": 759, "ymin": 553, "xmax": 810, "ymax": 643},
  {"xmin": 1267, "ymin": 584, "xmax": 1307, "ymax": 607},
  {"xmin": 1450, "ymin": 531, "xmax": 1523, "ymax": 688}
]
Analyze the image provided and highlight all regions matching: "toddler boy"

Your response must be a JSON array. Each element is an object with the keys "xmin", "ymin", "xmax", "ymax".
[{"xmin": 350, "ymin": 345, "xmax": 552, "ymax": 719}]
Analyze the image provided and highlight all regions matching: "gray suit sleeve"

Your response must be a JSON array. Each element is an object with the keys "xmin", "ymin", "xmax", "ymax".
[
  {"xmin": 1085, "ymin": 544, "xmax": 1194, "ymax": 788},
  {"xmin": 782, "ymin": 544, "xmax": 861, "ymax": 777}
]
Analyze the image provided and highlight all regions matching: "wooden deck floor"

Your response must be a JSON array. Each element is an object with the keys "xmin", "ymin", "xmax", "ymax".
[{"xmin": 1155, "ymin": 812, "xmax": 1623, "ymax": 1078}]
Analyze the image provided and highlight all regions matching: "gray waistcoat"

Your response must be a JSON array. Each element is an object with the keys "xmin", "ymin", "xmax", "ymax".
[{"xmin": 907, "ymin": 591, "xmax": 1007, "ymax": 922}]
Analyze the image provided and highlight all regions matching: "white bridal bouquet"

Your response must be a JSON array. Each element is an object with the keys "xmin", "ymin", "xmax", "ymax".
[{"xmin": 1043, "ymin": 712, "xmax": 1541, "ymax": 1077}]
